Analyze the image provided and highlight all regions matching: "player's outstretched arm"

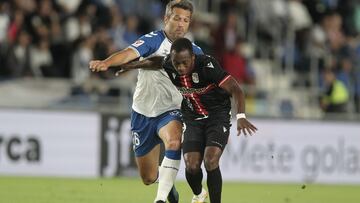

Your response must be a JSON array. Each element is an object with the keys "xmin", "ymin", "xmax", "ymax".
[
  {"xmin": 114, "ymin": 56, "xmax": 165, "ymax": 76},
  {"xmin": 89, "ymin": 48, "xmax": 139, "ymax": 72},
  {"xmin": 219, "ymin": 76, "xmax": 258, "ymax": 136}
]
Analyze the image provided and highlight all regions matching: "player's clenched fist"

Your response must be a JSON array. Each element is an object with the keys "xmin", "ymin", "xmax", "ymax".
[{"xmin": 89, "ymin": 60, "xmax": 109, "ymax": 72}]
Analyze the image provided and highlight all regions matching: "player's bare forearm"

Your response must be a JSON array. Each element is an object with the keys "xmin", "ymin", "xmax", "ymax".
[
  {"xmin": 89, "ymin": 48, "xmax": 138, "ymax": 72},
  {"xmin": 220, "ymin": 76, "xmax": 245, "ymax": 114},
  {"xmin": 233, "ymin": 85, "xmax": 246, "ymax": 114},
  {"xmin": 221, "ymin": 76, "xmax": 257, "ymax": 136},
  {"xmin": 104, "ymin": 48, "xmax": 139, "ymax": 67},
  {"xmin": 120, "ymin": 56, "xmax": 164, "ymax": 71}
]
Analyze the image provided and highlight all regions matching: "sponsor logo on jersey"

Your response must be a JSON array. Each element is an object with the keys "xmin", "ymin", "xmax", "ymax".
[
  {"xmin": 176, "ymin": 84, "xmax": 216, "ymax": 95},
  {"xmin": 192, "ymin": 73, "xmax": 199, "ymax": 83},
  {"xmin": 132, "ymin": 40, "xmax": 144, "ymax": 47}
]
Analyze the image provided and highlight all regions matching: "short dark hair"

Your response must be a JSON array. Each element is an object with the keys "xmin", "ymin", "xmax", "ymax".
[
  {"xmin": 171, "ymin": 38, "xmax": 193, "ymax": 54},
  {"xmin": 165, "ymin": 0, "xmax": 194, "ymax": 18}
]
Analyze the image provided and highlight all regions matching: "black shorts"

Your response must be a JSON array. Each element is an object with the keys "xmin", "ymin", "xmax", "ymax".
[{"xmin": 182, "ymin": 114, "xmax": 231, "ymax": 154}]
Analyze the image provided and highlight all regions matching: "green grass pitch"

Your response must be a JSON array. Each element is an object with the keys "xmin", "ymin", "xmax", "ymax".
[{"xmin": 0, "ymin": 176, "xmax": 359, "ymax": 203}]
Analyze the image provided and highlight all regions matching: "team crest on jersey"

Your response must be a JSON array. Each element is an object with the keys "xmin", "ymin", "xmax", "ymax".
[
  {"xmin": 132, "ymin": 40, "xmax": 144, "ymax": 47},
  {"xmin": 192, "ymin": 73, "xmax": 199, "ymax": 83},
  {"xmin": 207, "ymin": 62, "xmax": 215, "ymax": 68}
]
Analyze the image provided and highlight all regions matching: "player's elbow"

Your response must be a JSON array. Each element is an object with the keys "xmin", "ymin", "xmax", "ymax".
[{"xmin": 227, "ymin": 85, "xmax": 242, "ymax": 99}]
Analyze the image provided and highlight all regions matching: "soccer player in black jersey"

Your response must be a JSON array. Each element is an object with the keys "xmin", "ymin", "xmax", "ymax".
[{"xmin": 116, "ymin": 38, "xmax": 258, "ymax": 203}]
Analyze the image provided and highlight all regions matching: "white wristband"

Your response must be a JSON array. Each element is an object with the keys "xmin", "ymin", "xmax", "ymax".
[{"xmin": 236, "ymin": 113, "xmax": 246, "ymax": 120}]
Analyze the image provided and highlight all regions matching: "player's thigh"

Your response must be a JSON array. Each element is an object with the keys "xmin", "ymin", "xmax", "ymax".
[
  {"xmin": 203, "ymin": 116, "xmax": 230, "ymax": 170},
  {"xmin": 135, "ymin": 144, "xmax": 161, "ymax": 184},
  {"xmin": 131, "ymin": 110, "xmax": 162, "ymax": 157},
  {"xmin": 158, "ymin": 120, "xmax": 182, "ymax": 148},
  {"xmin": 182, "ymin": 120, "xmax": 206, "ymax": 155},
  {"xmin": 182, "ymin": 120, "xmax": 205, "ymax": 172},
  {"xmin": 157, "ymin": 110, "xmax": 183, "ymax": 150},
  {"xmin": 204, "ymin": 115, "xmax": 231, "ymax": 151}
]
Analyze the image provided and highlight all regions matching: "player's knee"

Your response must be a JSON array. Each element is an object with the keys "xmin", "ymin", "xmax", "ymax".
[
  {"xmin": 142, "ymin": 179, "xmax": 155, "ymax": 185},
  {"xmin": 139, "ymin": 171, "xmax": 158, "ymax": 185},
  {"xmin": 204, "ymin": 156, "xmax": 220, "ymax": 171},
  {"xmin": 164, "ymin": 138, "xmax": 181, "ymax": 151},
  {"xmin": 185, "ymin": 160, "xmax": 202, "ymax": 174},
  {"xmin": 140, "ymin": 175, "xmax": 157, "ymax": 185}
]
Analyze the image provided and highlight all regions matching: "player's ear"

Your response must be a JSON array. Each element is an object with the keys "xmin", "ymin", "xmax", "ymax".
[{"xmin": 164, "ymin": 15, "xmax": 169, "ymax": 25}]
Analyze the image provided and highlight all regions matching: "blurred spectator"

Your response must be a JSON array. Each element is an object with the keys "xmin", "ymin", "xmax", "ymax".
[
  {"xmin": 93, "ymin": 27, "xmax": 112, "ymax": 61},
  {"xmin": 30, "ymin": 39, "xmax": 54, "ymax": 77},
  {"xmin": 289, "ymin": 0, "xmax": 313, "ymax": 75},
  {"xmin": 308, "ymin": 16, "xmax": 327, "ymax": 57},
  {"xmin": 122, "ymin": 15, "xmax": 140, "ymax": 46},
  {"xmin": 352, "ymin": 38, "xmax": 360, "ymax": 113},
  {"xmin": 288, "ymin": 0, "xmax": 312, "ymax": 31},
  {"xmin": 191, "ymin": 15, "xmax": 215, "ymax": 55},
  {"xmin": 64, "ymin": 11, "xmax": 92, "ymax": 43},
  {"xmin": 355, "ymin": 71, "xmax": 360, "ymax": 113},
  {"xmin": 337, "ymin": 0, "xmax": 358, "ymax": 36},
  {"xmin": 6, "ymin": 30, "xmax": 32, "ymax": 78},
  {"xmin": 320, "ymin": 69, "xmax": 349, "ymax": 113},
  {"xmin": 0, "ymin": 2, "xmax": 10, "ymax": 43},
  {"xmin": 213, "ymin": 11, "xmax": 238, "ymax": 61},
  {"xmin": 288, "ymin": 0, "xmax": 312, "ymax": 49},
  {"xmin": 7, "ymin": 10, "xmax": 24, "ymax": 43},
  {"xmin": 219, "ymin": 0, "xmax": 243, "ymax": 22},
  {"xmin": 222, "ymin": 37, "xmax": 255, "ymax": 86},
  {"xmin": 0, "ymin": 2, "xmax": 10, "ymax": 78},
  {"xmin": 108, "ymin": 6, "xmax": 127, "ymax": 50},
  {"xmin": 13, "ymin": 0, "xmax": 37, "ymax": 14},
  {"xmin": 325, "ymin": 14, "xmax": 355, "ymax": 74},
  {"xmin": 250, "ymin": 0, "xmax": 288, "ymax": 58},
  {"xmin": 355, "ymin": 4, "xmax": 360, "ymax": 34},
  {"xmin": 72, "ymin": 36, "xmax": 96, "ymax": 85},
  {"xmin": 28, "ymin": 0, "xmax": 57, "ymax": 44},
  {"xmin": 303, "ymin": 0, "xmax": 332, "ymax": 23},
  {"xmin": 56, "ymin": 0, "xmax": 82, "ymax": 15}
]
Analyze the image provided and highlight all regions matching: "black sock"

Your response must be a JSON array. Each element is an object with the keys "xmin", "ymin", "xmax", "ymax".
[
  {"xmin": 207, "ymin": 167, "xmax": 222, "ymax": 203},
  {"xmin": 185, "ymin": 169, "xmax": 203, "ymax": 195}
]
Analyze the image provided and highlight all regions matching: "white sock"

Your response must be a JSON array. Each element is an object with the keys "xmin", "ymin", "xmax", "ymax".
[{"xmin": 154, "ymin": 156, "xmax": 180, "ymax": 202}]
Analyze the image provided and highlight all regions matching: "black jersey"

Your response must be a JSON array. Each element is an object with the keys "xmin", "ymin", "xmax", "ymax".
[{"xmin": 163, "ymin": 55, "xmax": 232, "ymax": 120}]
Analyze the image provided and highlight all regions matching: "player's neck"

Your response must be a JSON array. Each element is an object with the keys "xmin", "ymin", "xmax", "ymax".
[{"xmin": 163, "ymin": 30, "xmax": 176, "ymax": 43}]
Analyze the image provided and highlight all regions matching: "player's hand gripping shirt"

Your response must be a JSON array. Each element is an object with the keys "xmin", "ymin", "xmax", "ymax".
[
  {"xmin": 129, "ymin": 30, "xmax": 203, "ymax": 117},
  {"xmin": 162, "ymin": 55, "xmax": 232, "ymax": 120}
]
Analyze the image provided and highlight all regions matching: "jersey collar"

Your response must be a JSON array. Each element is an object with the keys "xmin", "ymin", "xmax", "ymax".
[{"xmin": 162, "ymin": 30, "xmax": 174, "ymax": 43}]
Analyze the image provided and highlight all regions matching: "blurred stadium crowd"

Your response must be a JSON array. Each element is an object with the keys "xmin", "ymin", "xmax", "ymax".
[{"xmin": 0, "ymin": 0, "xmax": 360, "ymax": 119}]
